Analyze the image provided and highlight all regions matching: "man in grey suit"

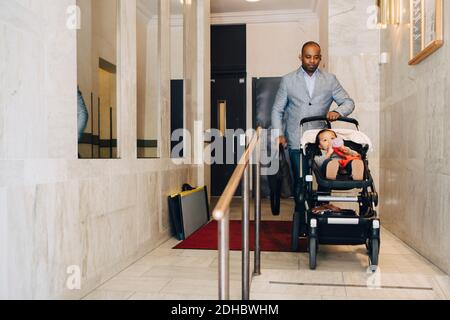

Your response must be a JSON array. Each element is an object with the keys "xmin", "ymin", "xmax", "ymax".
[{"xmin": 272, "ymin": 41, "xmax": 355, "ymax": 236}]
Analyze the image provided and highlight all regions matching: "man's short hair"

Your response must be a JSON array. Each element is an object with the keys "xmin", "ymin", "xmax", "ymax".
[{"xmin": 302, "ymin": 41, "xmax": 321, "ymax": 54}]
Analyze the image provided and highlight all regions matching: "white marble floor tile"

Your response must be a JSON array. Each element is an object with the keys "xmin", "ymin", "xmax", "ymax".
[
  {"xmin": 253, "ymin": 269, "xmax": 344, "ymax": 286},
  {"xmin": 307, "ymin": 252, "xmax": 371, "ymax": 272},
  {"xmin": 115, "ymin": 264, "xmax": 154, "ymax": 278},
  {"xmin": 98, "ymin": 277, "xmax": 171, "ymax": 293},
  {"xmin": 380, "ymin": 254, "xmax": 445, "ymax": 276},
  {"xmin": 250, "ymin": 292, "xmax": 323, "ymax": 300},
  {"xmin": 178, "ymin": 249, "xmax": 217, "ymax": 259},
  {"xmin": 209, "ymin": 256, "xmax": 256, "ymax": 272},
  {"xmin": 345, "ymin": 287, "xmax": 440, "ymax": 300},
  {"xmin": 141, "ymin": 265, "xmax": 232, "ymax": 281},
  {"xmin": 343, "ymin": 271, "xmax": 435, "ymax": 288},
  {"xmin": 128, "ymin": 292, "xmax": 217, "ymax": 300},
  {"xmin": 134, "ymin": 255, "xmax": 216, "ymax": 269},
  {"xmin": 321, "ymin": 296, "xmax": 375, "ymax": 300},
  {"xmin": 252, "ymin": 280, "xmax": 347, "ymax": 298},
  {"xmin": 259, "ymin": 252, "xmax": 300, "ymax": 270},
  {"xmin": 432, "ymin": 275, "xmax": 450, "ymax": 299},
  {"xmin": 160, "ymin": 278, "xmax": 241, "ymax": 297},
  {"xmin": 146, "ymin": 247, "xmax": 184, "ymax": 258},
  {"xmin": 83, "ymin": 290, "xmax": 135, "ymax": 300},
  {"xmin": 156, "ymin": 238, "xmax": 183, "ymax": 249}
]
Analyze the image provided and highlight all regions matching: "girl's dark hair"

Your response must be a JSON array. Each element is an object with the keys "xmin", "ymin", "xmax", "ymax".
[{"xmin": 315, "ymin": 129, "xmax": 337, "ymax": 146}]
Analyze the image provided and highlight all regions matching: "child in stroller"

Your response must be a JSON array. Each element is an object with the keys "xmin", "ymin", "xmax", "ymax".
[
  {"xmin": 291, "ymin": 116, "xmax": 380, "ymax": 272},
  {"xmin": 315, "ymin": 129, "xmax": 365, "ymax": 181}
]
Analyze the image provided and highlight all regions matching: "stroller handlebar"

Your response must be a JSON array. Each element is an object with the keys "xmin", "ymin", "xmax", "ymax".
[{"xmin": 300, "ymin": 116, "xmax": 360, "ymax": 128}]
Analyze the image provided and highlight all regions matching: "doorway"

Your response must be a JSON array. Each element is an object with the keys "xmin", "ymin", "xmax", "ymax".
[{"xmin": 210, "ymin": 25, "xmax": 247, "ymax": 197}]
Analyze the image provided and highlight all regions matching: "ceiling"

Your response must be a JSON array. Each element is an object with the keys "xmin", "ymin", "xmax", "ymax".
[
  {"xmin": 210, "ymin": 0, "xmax": 318, "ymax": 14},
  {"xmin": 137, "ymin": 0, "xmax": 318, "ymax": 18}
]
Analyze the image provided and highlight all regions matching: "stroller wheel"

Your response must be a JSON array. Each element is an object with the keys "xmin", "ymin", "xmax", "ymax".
[
  {"xmin": 369, "ymin": 238, "xmax": 379, "ymax": 269},
  {"xmin": 291, "ymin": 211, "xmax": 301, "ymax": 252},
  {"xmin": 309, "ymin": 237, "xmax": 317, "ymax": 270}
]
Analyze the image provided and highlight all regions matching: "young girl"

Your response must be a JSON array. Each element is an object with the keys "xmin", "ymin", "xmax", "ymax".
[{"xmin": 315, "ymin": 129, "xmax": 365, "ymax": 181}]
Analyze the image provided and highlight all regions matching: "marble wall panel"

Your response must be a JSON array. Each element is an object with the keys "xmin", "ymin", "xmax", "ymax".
[
  {"xmin": 328, "ymin": 0, "xmax": 381, "ymax": 194},
  {"xmin": 0, "ymin": 0, "xmax": 207, "ymax": 299},
  {"xmin": 0, "ymin": 188, "xmax": 7, "ymax": 299},
  {"xmin": 380, "ymin": 0, "xmax": 450, "ymax": 274},
  {"xmin": 6, "ymin": 185, "xmax": 37, "ymax": 299}
]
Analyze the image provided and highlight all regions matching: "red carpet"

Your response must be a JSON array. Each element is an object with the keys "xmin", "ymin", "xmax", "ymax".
[{"xmin": 174, "ymin": 220, "xmax": 307, "ymax": 253}]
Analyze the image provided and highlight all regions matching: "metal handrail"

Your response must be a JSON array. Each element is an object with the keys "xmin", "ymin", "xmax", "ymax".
[{"xmin": 212, "ymin": 127, "xmax": 262, "ymax": 300}]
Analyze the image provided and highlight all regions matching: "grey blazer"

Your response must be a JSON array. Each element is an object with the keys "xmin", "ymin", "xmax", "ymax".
[{"xmin": 271, "ymin": 68, "xmax": 355, "ymax": 150}]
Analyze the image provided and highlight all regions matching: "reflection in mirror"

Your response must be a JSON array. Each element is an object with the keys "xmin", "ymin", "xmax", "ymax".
[
  {"xmin": 137, "ymin": 0, "xmax": 160, "ymax": 158},
  {"xmin": 77, "ymin": 0, "xmax": 119, "ymax": 159},
  {"xmin": 170, "ymin": 0, "xmax": 185, "ymax": 159}
]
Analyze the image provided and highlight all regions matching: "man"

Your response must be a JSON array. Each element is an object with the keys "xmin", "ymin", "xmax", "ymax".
[{"xmin": 271, "ymin": 41, "xmax": 355, "ymax": 237}]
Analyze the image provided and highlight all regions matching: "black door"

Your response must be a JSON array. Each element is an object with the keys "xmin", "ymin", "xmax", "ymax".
[
  {"xmin": 211, "ymin": 24, "xmax": 247, "ymax": 197},
  {"xmin": 171, "ymin": 80, "xmax": 184, "ymax": 158},
  {"xmin": 211, "ymin": 75, "xmax": 247, "ymax": 196}
]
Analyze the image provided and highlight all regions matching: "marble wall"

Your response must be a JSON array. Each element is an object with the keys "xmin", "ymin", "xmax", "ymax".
[
  {"xmin": 317, "ymin": 0, "xmax": 329, "ymax": 70},
  {"xmin": 0, "ymin": 0, "xmax": 209, "ymax": 299},
  {"xmin": 380, "ymin": 0, "xmax": 450, "ymax": 274},
  {"xmin": 328, "ymin": 0, "xmax": 381, "ymax": 189}
]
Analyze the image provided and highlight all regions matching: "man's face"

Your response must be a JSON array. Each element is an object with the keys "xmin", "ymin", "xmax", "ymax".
[{"xmin": 300, "ymin": 45, "xmax": 322, "ymax": 74}]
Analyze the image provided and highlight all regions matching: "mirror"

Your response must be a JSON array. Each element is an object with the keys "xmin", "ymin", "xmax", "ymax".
[
  {"xmin": 170, "ymin": 0, "xmax": 185, "ymax": 159},
  {"xmin": 77, "ymin": 0, "xmax": 119, "ymax": 159},
  {"xmin": 137, "ymin": 0, "xmax": 160, "ymax": 158}
]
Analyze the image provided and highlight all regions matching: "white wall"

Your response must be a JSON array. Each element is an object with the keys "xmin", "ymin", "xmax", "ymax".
[
  {"xmin": 247, "ymin": 21, "xmax": 319, "ymax": 78},
  {"xmin": 317, "ymin": 0, "xmax": 329, "ymax": 70}
]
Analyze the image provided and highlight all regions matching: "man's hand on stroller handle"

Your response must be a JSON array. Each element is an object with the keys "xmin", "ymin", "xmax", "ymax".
[{"xmin": 327, "ymin": 111, "xmax": 341, "ymax": 122}]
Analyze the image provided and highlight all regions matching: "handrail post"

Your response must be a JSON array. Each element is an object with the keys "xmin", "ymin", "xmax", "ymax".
[
  {"xmin": 242, "ymin": 160, "xmax": 250, "ymax": 301},
  {"xmin": 254, "ymin": 135, "xmax": 262, "ymax": 276},
  {"xmin": 214, "ymin": 128, "xmax": 262, "ymax": 301},
  {"xmin": 218, "ymin": 211, "xmax": 230, "ymax": 300}
]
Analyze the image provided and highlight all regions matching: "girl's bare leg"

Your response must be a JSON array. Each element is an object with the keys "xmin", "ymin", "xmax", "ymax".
[
  {"xmin": 326, "ymin": 160, "xmax": 340, "ymax": 180},
  {"xmin": 352, "ymin": 160, "xmax": 364, "ymax": 181}
]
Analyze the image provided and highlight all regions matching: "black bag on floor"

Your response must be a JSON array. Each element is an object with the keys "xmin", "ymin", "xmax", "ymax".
[{"xmin": 267, "ymin": 145, "xmax": 293, "ymax": 215}]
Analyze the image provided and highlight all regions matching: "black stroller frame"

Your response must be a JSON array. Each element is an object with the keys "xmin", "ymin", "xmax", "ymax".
[{"xmin": 291, "ymin": 116, "xmax": 381, "ymax": 271}]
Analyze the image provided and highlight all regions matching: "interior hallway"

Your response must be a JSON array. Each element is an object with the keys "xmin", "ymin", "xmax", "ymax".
[
  {"xmin": 2, "ymin": 0, "xmax": 450, "ymax": 300},
  {"xmin": 84, "ymin": 199, "xmax": 450, "ymax": 300}
]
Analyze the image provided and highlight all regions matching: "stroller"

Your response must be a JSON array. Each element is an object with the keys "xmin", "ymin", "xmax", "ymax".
[{"xmin": 291, "ymin": 116, "xmax": 380, "ymax": 271}]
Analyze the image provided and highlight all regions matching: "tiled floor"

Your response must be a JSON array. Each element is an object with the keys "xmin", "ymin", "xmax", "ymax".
[{"xmin": 83, "ymin": 199, "xmax": 450, "ymax": 300}]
